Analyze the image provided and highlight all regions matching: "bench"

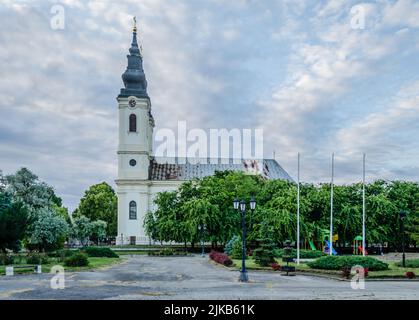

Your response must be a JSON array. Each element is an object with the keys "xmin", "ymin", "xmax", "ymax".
[{"xmin": 5, "ymin": 265, "xmax": 42, "ymax": 276}]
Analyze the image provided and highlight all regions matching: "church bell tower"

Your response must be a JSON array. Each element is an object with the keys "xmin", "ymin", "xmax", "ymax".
[{"xmin": 115, "ymin": 18, "xmax": 154, "ymax": 245}]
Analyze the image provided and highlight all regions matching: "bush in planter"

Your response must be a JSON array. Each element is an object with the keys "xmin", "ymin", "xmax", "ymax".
[
  {"xmin": 82, "ymin": 247, "xmax": 119, "ymax": 258},
  {"xmin": 209, "ymin": 251, "xmax": 233, "ymax": 267},
  {"xmin": 271, "ymin": 262, "xmax": 281, "ymax": 271},
  {"xmin": 26, "ymin": 253, "xmax": 49, "ymax": 264},
  {"xmin": 64, "ymin": 252, "xmax": 89, "ymax": 267},
  {"xmin": 406, "ymin": 271, "xmax": 416, "ymax": 279},
  {"xmin": 308, "ymin": 256, "xmax": 388, "ymax": 271}
]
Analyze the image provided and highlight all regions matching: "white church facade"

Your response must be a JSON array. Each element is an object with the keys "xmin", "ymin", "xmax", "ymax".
[{"xmin": 115, "ymin": 23, "xmax": 292, "ymax": 245}]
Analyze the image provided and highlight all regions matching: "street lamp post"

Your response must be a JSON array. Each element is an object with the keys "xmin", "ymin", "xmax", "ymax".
[
  {"xmin": 400, "ymin": 211, "xmax": 407, "ymax": 268},
  {"xmin": 233, "ymin": 197, "xmax": 256, "ymax": 283}
]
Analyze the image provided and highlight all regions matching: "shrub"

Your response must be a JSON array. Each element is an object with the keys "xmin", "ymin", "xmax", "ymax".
[
  {"xmin": 308, "ymin": 256, "xmax": 388, "ymax": 271},
  {"xmin": 406, "ymin": 271, "xmax": 416, "ymax": 279},
  {"xmin": 83, "ymin": 247, "xmax": 119, "ymax": 258},
  {"xmin": 0, "ymin": 253, "xmax": 14, "ymax": 265},
  {"xmin": 271, "ymin": 262, "xmax": 281, "ymax": 271},
  {"xmin": 224, "ymin": 236, "xmax": 239, "ymax": 256},
  {"xmin": 209, "ymin": 250, "xmax": 233, "ymax": 267},
  {"xmin": 341, "ymin": 267, "xmax": 351, "ymax": 279},
  {"xmin": 253, "ymin": 237, "xmax": 276, "ymax": 267},
  {"xmin": 161, "ymin": 248, "xmax": 174, "ymax": 256},
  {"xmin": 55, "ymin": 249, "xmax": 77, "ymax": 262},
  {"xmin": 231, "ymin": 237, "xmax": 243, "ymax": 260},
  {"xmin": 273, "ymin": 248, "xmax": 324, "ymax": 259},
  {"xmin": 396, "ymin": 259, "xmax": 419, "ymax": 268},
  {"xmin": 26, "ymin": 253, "xmax": 49, "ymax": 265},
  {"xmin": 64, "ymin": 252, "xmax": 89, "ymax": 267}
]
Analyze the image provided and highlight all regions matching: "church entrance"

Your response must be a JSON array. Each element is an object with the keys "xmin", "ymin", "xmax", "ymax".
[{"xmin": 130, "ymin": 236, "xmax": 136, "ymax": 245}]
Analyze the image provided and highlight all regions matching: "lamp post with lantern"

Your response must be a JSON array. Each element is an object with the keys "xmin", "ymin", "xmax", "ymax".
[{"xmin": 233, "ymin": 196, "xmax": 256, "ymax": 282}]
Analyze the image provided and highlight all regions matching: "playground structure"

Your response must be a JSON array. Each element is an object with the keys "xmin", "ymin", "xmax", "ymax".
[
  {"xmin": 353, "ymin": 235, "xmax": 368, "ymax": 255},
  {"xmin": 303, "ymin": 230, "xmax": 339, "ymax": 255},
  {"xmin": 301, "ymin": 233, "xmax": 372, "ymax": 256}
]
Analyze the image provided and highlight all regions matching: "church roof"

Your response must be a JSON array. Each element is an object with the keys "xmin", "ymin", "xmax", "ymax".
[{"xmin": 149, "ymin": 157, "xmax": 293, "ymax": 181}]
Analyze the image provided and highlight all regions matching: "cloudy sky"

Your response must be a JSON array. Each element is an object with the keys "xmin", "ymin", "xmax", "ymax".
[{"xmin": 0, "ymin": 0, "xmax": 418, "ymax": 211}]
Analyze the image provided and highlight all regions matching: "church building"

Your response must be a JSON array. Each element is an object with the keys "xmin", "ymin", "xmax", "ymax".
[{"xmin": 115, "ymin": 22, "xmax": 292, "ymax": 245}]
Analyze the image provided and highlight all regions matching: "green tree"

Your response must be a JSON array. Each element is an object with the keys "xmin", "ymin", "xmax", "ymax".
[
  {"xmin": 0, "ymin": 192, "xmax": 28, "ymax": 252},
  {"xmin": 75, "ymin": 182, "xmax": 117, "ymax": 236},
  {"xmin": 29, "ymin": 208, "xmax": 69, "ymax": 251},
  {"xmin": 3, "ymin": 168, "xmax": 71, "ymax": 251},
  {"xmin": 71, "ymin": 216, "xmax": 93, "ymax": 246},
  {"xmin": 90, "ymin": 220, "xmax": 107, "ymax": 244}
]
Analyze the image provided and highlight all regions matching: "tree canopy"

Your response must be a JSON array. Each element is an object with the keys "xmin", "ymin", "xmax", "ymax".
[
  {"xmin": 74, "ymin": 182, "xmax": 117, "ymax": 236},
  {"xmin": 145, "ymin": 171, "xmax": 419, "ymax": 249}
]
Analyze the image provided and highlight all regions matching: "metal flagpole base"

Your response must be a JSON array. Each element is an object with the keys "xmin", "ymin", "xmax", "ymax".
[{"xmin": 239, "ymin": 271, "xmax": 249, "ymax": 282}]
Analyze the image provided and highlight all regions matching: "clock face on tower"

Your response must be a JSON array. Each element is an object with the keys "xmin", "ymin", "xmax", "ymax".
[{"xmin": 129, "ymin": 98, "xmax": 136, "ymax": 108}]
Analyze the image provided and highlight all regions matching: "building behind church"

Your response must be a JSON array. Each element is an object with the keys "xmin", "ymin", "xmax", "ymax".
[{"xmin": 115, "ymin": 23, "xmax": 292, "ymax": 245}]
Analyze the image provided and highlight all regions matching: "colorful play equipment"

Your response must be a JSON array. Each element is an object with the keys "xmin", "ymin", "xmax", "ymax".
[
  {"xmin": 353, "ymin": 235, "xmax": 368, "ymax": 255},
  {"xmin": 303, "ymin": 230, "xmax": 338, "ymax": 255},
  {"xmin": 324, "ymin": 240, "xmax": 337, "ymax": 255},
  {"xmin": 308, "ymin": 240, "xmax": 317, "ymax": 251}
]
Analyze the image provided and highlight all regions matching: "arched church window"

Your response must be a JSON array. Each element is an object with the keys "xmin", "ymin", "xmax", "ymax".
[
  {"xmin": 129, "ymin": 201, "xmax": 137, "ymax": 220},
  {"xmin": 129, "ymin": 114, "xmax": 137, "ymax": 132}
]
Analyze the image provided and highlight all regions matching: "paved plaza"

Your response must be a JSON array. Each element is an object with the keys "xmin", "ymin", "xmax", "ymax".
[{"xmin": 0, "ymin": 255, "xmax": 418, "ymax": 300}]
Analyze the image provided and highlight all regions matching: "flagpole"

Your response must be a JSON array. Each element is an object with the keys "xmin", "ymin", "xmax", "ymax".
[
  {"xmin": 297, "ymin": 153, "xmax": 300, "ymax": 265},
  {"xmin": 330, "ymin": 153, "xmax": 334, "ymax": 256},
  {"xmin": 362, "ymin": 153, "xmax": 366, "ymax": 257}
]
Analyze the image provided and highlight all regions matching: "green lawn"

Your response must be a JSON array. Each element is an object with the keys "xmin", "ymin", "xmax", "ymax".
[
  {"xmin": 0, "ymin": 257, "xmax": 122, "ymax": 276},
  {"xmin": 231, "ymin": 258, "xmax": 418, "ymax": 279}
]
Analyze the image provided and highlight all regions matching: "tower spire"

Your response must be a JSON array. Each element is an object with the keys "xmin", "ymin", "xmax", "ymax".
[
  {"xmin": 119, "ymin": 17, "xmax": 148, "ymax": 99},
  {"xmin": 133, "ymin": 16, "xmax": 137, "ymax": 33}
]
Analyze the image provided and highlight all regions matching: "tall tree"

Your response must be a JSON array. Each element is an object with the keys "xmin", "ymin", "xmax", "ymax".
[{"xmin": 75, "ymin": 182, "xmax": 117, "ymax": 236}]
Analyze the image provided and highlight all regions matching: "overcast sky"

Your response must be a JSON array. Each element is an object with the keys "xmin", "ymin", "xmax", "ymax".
[{"xmin": 0, "ymin": 0, "xmax": 418, "ymax": 211}]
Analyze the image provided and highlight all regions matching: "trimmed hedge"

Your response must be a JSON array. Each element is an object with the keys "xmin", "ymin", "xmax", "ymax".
[
  {"xmin": 209, "ymin": 250, "xmax": 233, "ymax": 267},
  {"xmin": 82, "ymin": 247, "xmax": 119, "ymax": 258},
  {"xmin": 273, "ymin": 248, "xmax": 325, "ymax": 259},
  {"xmin": 64, "ymin": 252, "xmax": 89, "ymax": 267},
  {"xmin": 396, "ymin": 259, "xmax": 419, "ymax": 268},
  {"xmin": 308, "ymin": 255, "xmax": 389, "ymax": 271}
]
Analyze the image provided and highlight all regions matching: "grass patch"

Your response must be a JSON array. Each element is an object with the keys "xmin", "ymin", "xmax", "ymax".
[{"xmin": 395, "ymin": 259, "xmax": 419, "ymax": 268}]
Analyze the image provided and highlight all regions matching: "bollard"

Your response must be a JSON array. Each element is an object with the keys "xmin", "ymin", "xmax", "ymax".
[
  {"xmin": 6, "ymin": 266, "xmax": 14, "ymax": 276},
  {"xmin": 36, "ymin": 265, "xmax": 42, "ymax": 274}
]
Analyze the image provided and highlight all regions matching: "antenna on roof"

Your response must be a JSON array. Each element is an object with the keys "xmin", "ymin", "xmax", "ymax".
[{"xmin": 273, "ymin": 150, "xmax": 276, "ymax": 160}]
